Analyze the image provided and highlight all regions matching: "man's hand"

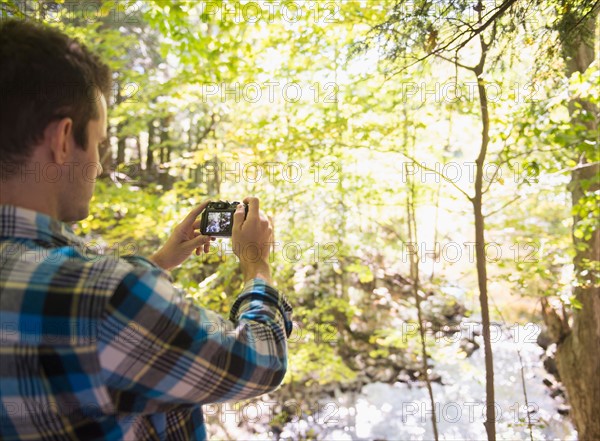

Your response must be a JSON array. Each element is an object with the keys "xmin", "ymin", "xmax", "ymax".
[
  {"xmin": 150, "ymin": 201, "xmax": 215, "ymax": 271},
  {"xmin": 232, "ymin": 196, "xmax": 274, "ymax": 284}
]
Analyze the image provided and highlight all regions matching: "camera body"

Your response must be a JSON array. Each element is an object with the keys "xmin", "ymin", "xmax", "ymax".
[{"xmin": 200, "ymin": 201, "xmax": 248, "ymax": 237}]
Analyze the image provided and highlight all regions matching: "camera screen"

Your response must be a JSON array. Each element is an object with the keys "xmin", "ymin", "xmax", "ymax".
[{"xmin": 205, "ymin": 211, "xmax": 232, "ymax": 233}]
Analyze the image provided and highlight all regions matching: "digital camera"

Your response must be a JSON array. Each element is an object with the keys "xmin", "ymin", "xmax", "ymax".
[{"xmin": 200, "ymin": 201, "xmax": 248, "ymax": 237}]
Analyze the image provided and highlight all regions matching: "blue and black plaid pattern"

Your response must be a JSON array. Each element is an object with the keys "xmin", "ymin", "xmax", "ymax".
[{"xmin": 0, "ymin": 205, "xmax": 293, "ymax": 440}]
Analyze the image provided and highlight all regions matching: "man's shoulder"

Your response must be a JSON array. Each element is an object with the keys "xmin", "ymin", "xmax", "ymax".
[
  {"xmin": 0, "ymin": 237, "xmax": 164, "ymax": 300},
  {"xmin": 0, "ymin": 238, "xmax": 165, "ymax": 344}
]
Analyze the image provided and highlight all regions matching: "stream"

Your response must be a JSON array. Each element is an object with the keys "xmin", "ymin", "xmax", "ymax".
[{"xmin": 207, "ymin": 324, "xmax": 576, "ymax": 440}]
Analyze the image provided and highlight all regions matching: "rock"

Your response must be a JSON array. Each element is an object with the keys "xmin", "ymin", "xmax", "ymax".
[
  {"xmin": 557, "ymin": 405, "xmax": 570, "ymax": 416},
  {"xmin": 543, "ymin": 356, "xmax": 560, "ymax": 378},
  {"xmin": 365, "ymin": 366, "xmax": 378, "ymax": 379},
  {"xmin": 428, "ymin": 372, "xmax": 442, "ymax": 384},
  {"xmin": 459, "ymin": 337, "xmax": 480, "ymax": 357},
  {"xmin": 537, "ymin": 330, "xmax": 553, "ymax": 350},
  {"xmin": 353, "ymin": 374, "xmax": 370, "ymax": 387},
  {"xmin": 375, "ymin": 368, "xmax": 396, "ymax": 383},
  {"xmin": 354, "ymin": 356, "xmax": 366, "ymax": 370},
  {"xmin": 366, "ymin": 357, "xmax": 378, "ymax": 367},
  {"xmin": 396, "ymin": 370, "xmax": 412, "ymax": 383},
  {"xmin": 408, "ymin": 369, "xmax": 420, "ymax": 381}
]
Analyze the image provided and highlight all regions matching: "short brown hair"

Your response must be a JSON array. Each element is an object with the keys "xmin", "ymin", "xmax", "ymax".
[{"xmin": 0, "ymin": 19, "xmax": 112, "ymax": 166}]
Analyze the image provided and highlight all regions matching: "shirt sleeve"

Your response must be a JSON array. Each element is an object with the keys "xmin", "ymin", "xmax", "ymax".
[
  {"xmin": 97, "ymin": 266, "xmax": 293, "ymax": 413},
  {"xmin": 121, "ymin": 254, "xmax": 174, "ymax": 281}
]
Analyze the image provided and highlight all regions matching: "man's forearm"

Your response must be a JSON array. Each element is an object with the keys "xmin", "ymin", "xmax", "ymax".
[{"xmin": 99, "ymin": 269, "xmax": 292, "ymax": 407}]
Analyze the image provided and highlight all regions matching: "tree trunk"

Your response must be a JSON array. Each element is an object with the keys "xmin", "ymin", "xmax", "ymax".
[
  {"xmin": 159, "ymin": 116, "xmax": 169, "ymax": 165},
  {"xmin": 99, "ymin": 124, "xmax": 113, "ymax": 178},
  {"xmin": 146, "ymin": 119, "xmax": 155, "ymax": 174},
  {"xmin": 134, "ymin": 136, "xmax": 142, "ymax": 164},
  {"xmin": 407, "ymin": 176, "xmax": 440, "ymax": 441},
  {"xmin": 116, "ymin": 126, "xmax": 126, "ymax": 166},
  {"xmin": 548, "ymin": 11, "xmax": 600, "ymax": 440},
  {"xmin": 472, "ymin": 30, "xmax": 496, "ymax": 441},
  {"xmin": 556, "ymin": 166, "xmax": 600, "ymax": 440},
  {"xmin": 206, "ymin": 155, "xmax": 221, "ymax": 196},
  {"xmin": 114, "ymin": 79, "xmax": 126, "ymax": 167},
  {"xmin": 473, "ymin": 99, "xmax": 495, "ymax": 441}
]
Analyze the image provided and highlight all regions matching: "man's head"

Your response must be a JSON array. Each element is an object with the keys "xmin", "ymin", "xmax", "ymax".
[{"xmin": 0, "ymin": 20, "xmax": 111, "ymax": 222}]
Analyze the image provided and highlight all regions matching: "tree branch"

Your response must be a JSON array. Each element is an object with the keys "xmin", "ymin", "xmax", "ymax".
[
  {"xmin": 564, "ymin": 0, "xmax": 600, "ymax": 35},
  {"xmin": 484, "ymin": 195, "xmax": 521, "ymax": 218},
  {"xmin": 381, "ymin": 0, "xmax": 519, "ymax": 78},
  {"xmin": 483, "ymin": 123, "xmax": 516, "ymax": 194},
  {"xmin": 433, "ymin": 53, "xmax": 476, "ymax": 71},
  {"xmin": 399, "ymin": 152, "xmax": 473, "ymax": 201},
  {"xmin": 196, "ymin": 112, "xmax": 218, "ymax": 145}
]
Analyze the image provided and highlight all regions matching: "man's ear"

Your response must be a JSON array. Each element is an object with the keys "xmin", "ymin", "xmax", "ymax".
[{"xmin": 48, "ymin": 117, "xmax": 74, "ymax": 165}]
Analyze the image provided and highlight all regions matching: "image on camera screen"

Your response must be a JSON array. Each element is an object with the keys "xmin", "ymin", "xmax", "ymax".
[{"xmin": 206, "ymin": 211, "xmax": 232, "ymax": 233}]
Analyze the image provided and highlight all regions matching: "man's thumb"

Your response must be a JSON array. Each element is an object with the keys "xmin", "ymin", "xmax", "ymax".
[
  {"xmin": 191, "ymin": 234, "xmax": 210, "ymax": 248},
  {"xmin": 233, "ymin": 203, "xmax": 246, "ymax": 232}
]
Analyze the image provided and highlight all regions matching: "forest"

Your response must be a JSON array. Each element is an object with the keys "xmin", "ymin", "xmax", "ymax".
[{"xmin": 2, "ymin": 0, "xmax": 598, "ymax": 440}]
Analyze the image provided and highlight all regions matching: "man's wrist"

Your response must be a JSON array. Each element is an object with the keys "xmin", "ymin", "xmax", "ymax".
[
  {"xmin": 241, "ymin": 261, "xmax": 272, "ymax": 285},
  {"xmin": 149, "ymin": 251, "xmax": 170, "ymax": 271}
]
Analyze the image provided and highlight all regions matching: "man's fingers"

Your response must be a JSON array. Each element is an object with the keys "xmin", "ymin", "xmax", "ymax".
[
  {"xmin": 195, "ymin": 237, "xmax": 215, "ymax": 255},
  {"xmin": 182, "ymin": 200, "xmax": 211, "ymax": 227},
  {"xmin": 243, "ymin": 196, "xmax": 259, "ymax": 220},
  {"xmin": 192, "ymin": 234, "xmax": 211, "ymax": 247},
  {"xmin": 232, "ymin": 202, "xmax": 246, "ymax": 232},
  {"xmin": 267, "ymin": 214, "xmax": 275, "ymax": 240}
]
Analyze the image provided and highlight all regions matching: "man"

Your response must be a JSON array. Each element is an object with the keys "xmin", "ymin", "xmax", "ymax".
[{"xmin": 0, "ymin": 20, "xmax": 292, "ymax": 440}]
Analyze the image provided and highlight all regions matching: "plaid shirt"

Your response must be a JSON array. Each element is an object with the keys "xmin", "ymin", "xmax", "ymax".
[{"xmin": 0, "ymin": 204, "xmax": 293, "ymax": 440}]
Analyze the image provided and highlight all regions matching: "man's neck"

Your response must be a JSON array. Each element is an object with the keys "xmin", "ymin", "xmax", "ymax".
[{"xmin": 0, "ymin": 179, "xmax": 60, "ymax": 220}]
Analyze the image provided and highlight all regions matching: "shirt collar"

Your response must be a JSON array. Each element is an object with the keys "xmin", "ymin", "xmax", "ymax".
[{"xmin": 0, "ymin": 204, "xmax": 86, "ymax": 247}]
